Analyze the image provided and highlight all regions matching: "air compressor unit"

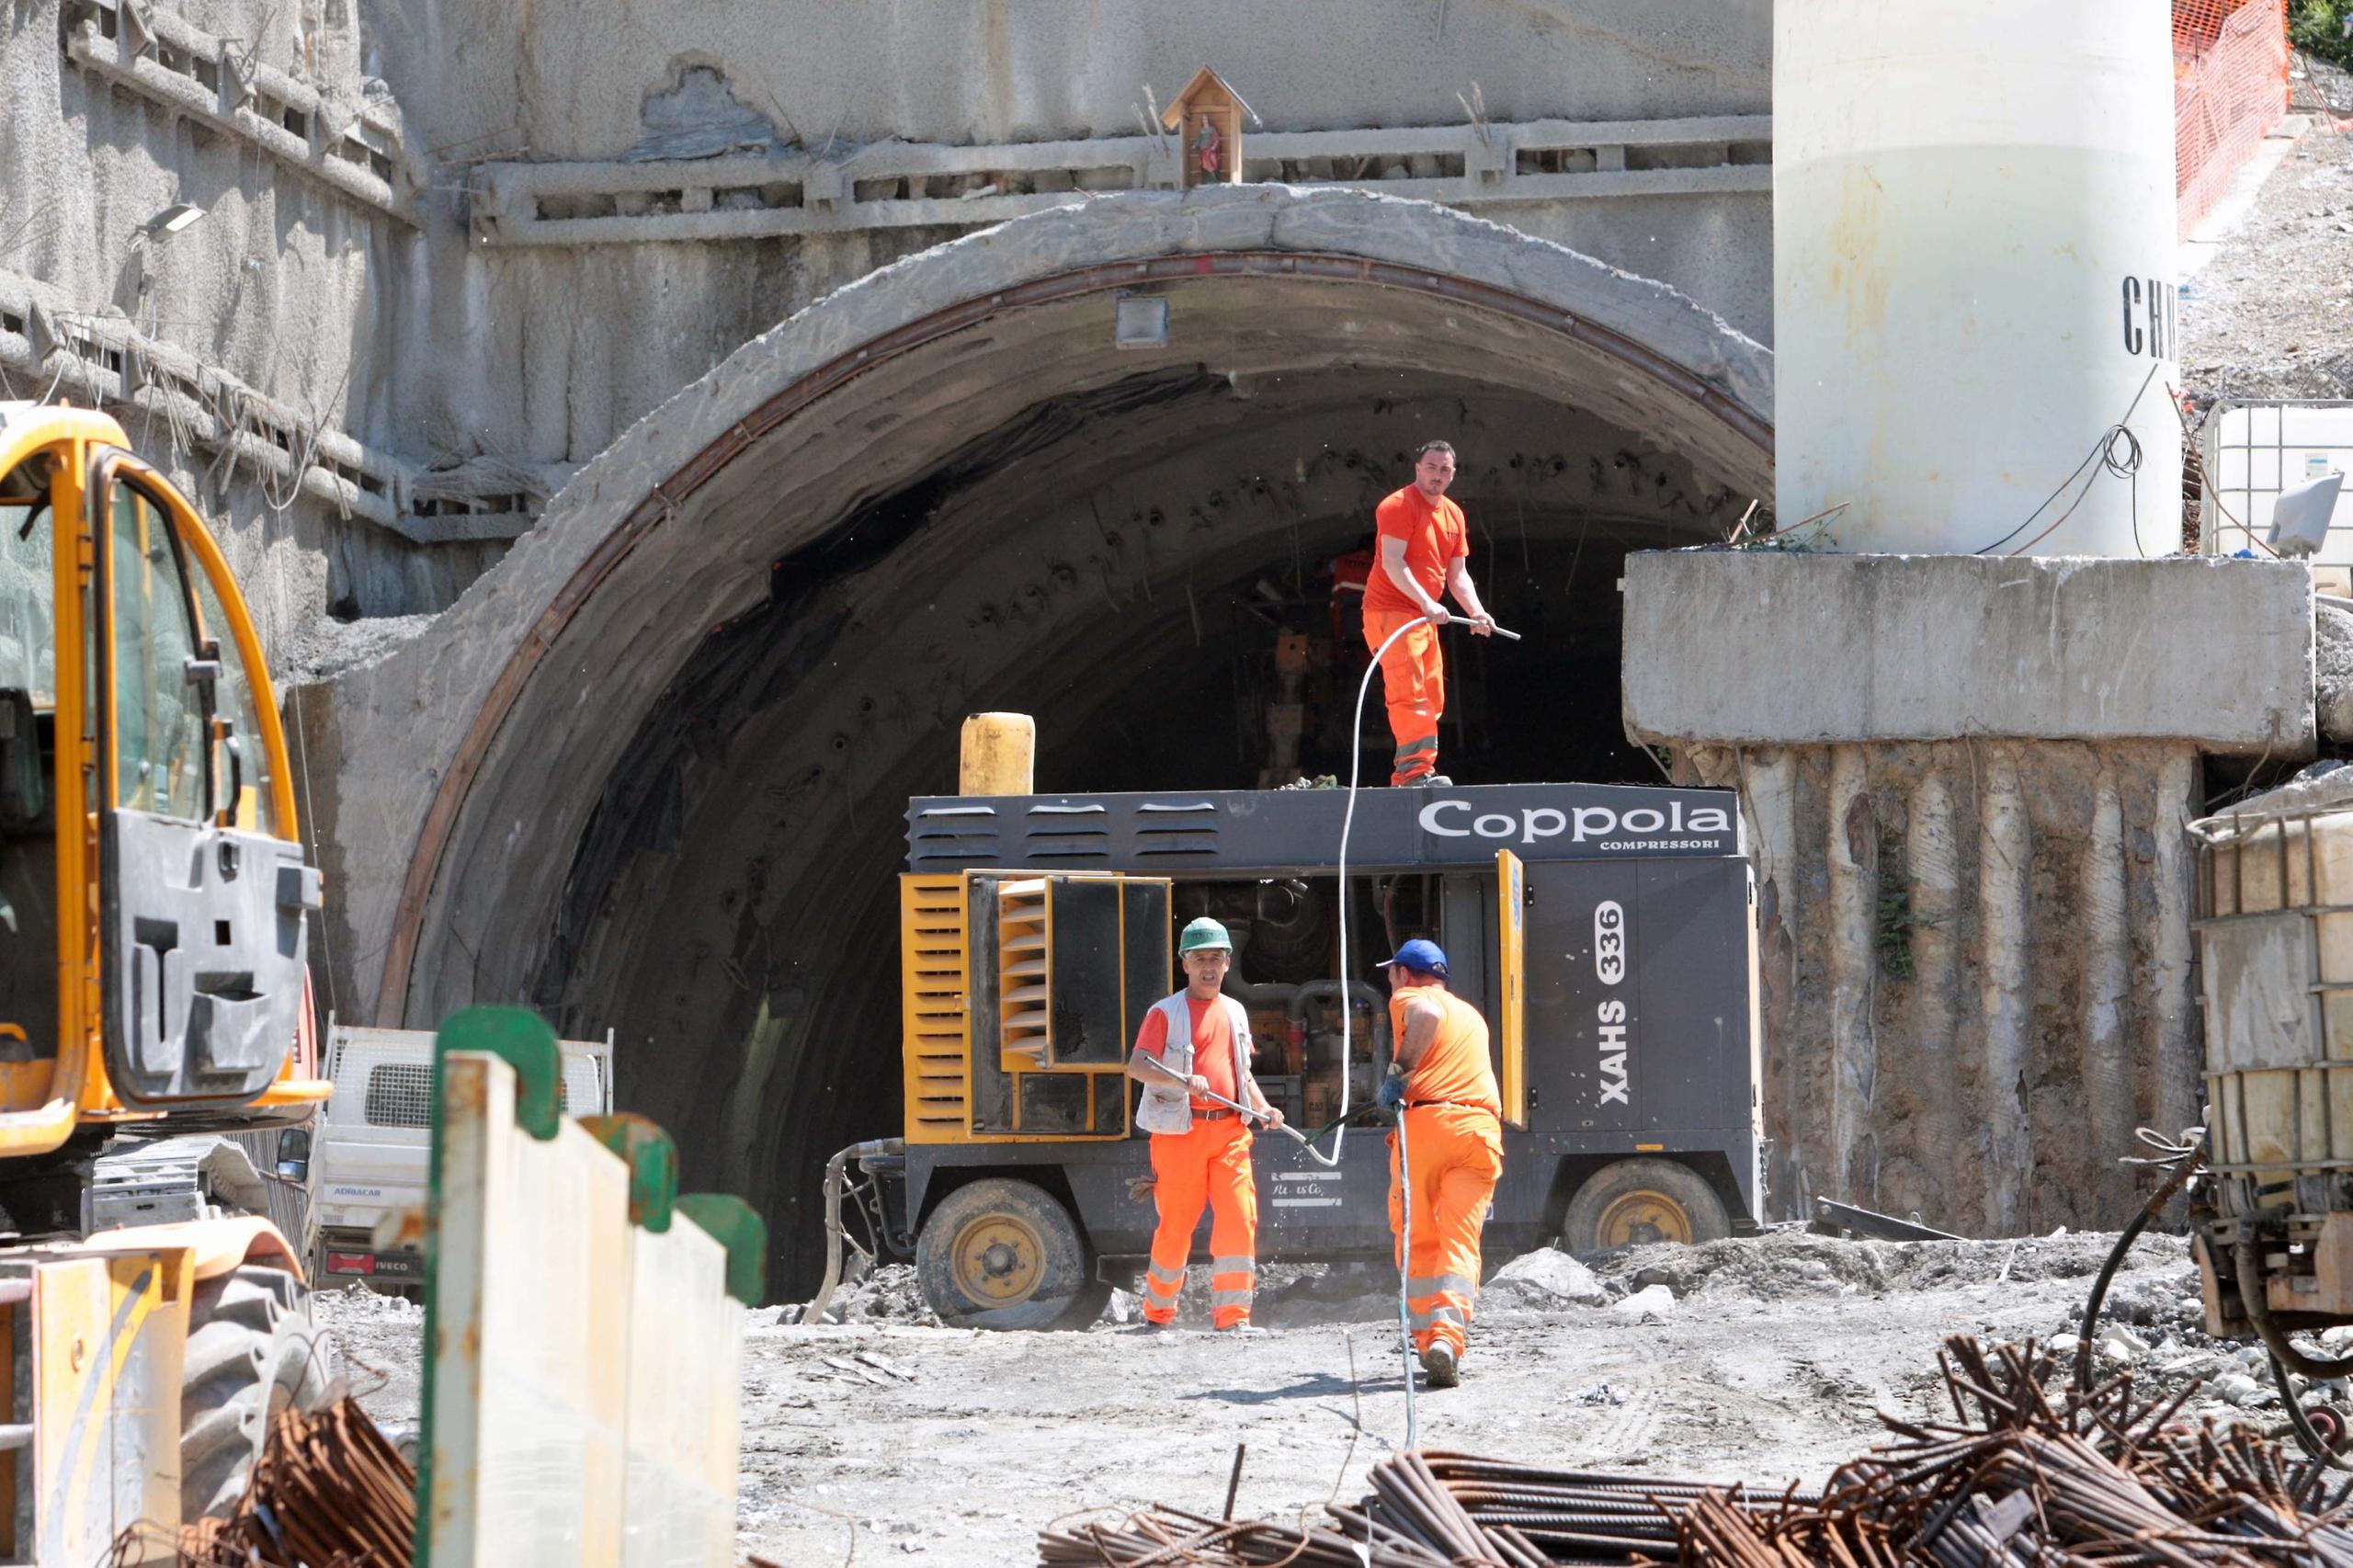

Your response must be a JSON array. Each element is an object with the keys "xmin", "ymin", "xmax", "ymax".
[{"xmin": 854, "ymin": 779, "xmax": 1764, "ymax": 1328}]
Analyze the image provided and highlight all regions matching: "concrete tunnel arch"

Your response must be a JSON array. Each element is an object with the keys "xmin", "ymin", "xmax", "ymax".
[{"xmin": 333, "ymin": 185, "xmax": 1774, "ymax": 1288}]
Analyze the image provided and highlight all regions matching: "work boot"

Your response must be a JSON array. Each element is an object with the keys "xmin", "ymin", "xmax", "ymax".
[
  {"xmin": 1219, "ymin": 1322, "xmax": 1267, "ymax": 1336},
  {"xmin": 1417, "ymin": 775, "xmax": 1453, "ymax": 787},
  {"xmin": 1131, "ymin": 1318, "xmax": 1175, "ymax": 1335},
  {"xmin": 1420, "ymin": 1342, "xmax": 1461, "ymax": 1389}
]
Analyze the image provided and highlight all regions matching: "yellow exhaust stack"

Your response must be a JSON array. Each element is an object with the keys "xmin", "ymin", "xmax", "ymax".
[{"xmin": 960, "ymin": 712, "xmax": 1035, "ymax": 796}]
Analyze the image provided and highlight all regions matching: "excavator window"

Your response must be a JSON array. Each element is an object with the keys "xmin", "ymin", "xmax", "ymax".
[
  {"xmin": 0, "ymin": 457, "xmax": 58, "ymax": 1062},
  {"xmin": 186, "ymin": 559, "xmax": 275, "ymax": 835},
  {"xmin": 105, "ymin": 481, "xmax": 207, "ymax": 821}
]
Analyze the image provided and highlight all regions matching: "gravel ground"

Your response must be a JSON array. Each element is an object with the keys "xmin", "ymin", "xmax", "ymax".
[
  {"xmin": 2182, "ymin": 57, "xmax": 2353, "ymax": 412},
  {"xmin": 314, "ymin": 1229, "xmax": 2326, "ymax": 1568}
]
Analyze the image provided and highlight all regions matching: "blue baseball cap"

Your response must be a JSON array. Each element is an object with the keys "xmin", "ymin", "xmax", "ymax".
[{"xmin": 1376, "ymin": 938, "xmax": 1448, "ymax": 978}]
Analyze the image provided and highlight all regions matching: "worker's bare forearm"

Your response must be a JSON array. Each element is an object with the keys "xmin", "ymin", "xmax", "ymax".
[
  {"xmin": 1379, "ymin": 538, "xmax": 1444, "ymax": 616},
  {"xmin": 1445, "ymin": 559, "xmax": 1488, "ymax": 619},
  {"xmin": 1124, "ymin": 1048, "xmax": 1163, "ymax": 1085}
]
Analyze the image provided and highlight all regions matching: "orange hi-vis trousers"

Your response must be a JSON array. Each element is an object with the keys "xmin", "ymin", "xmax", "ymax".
[
  {"xmin": 1364, "ymin": 608, "xmax": 1444, "ymax": 785},
  {"xmin": 1388, "ymin": 1104, "xmax": 1503, "ymax": 1359},
  {"xmin": 1142, "ymin": 1114, "xmax": 1259, "ymax": 1327}
]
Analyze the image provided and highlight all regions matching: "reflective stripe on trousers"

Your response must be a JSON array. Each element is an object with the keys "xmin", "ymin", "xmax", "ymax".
[
  {"xmin": 1144, "ymin": 1115, "xmax": 1259, "ymax": 1326},
  {"xmin": 1389, "ymin": 1104, "xmax": 1502, "ymax": 1359},
  {"xmin": 1142, "ymin": 1260, "xmax": 1186, "ymax": 1310}
]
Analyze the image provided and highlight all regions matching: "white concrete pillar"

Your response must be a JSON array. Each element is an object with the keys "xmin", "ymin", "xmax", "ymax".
[{"xmin": 1775, "ymin": 0, "xmax": 2180, "ymax": 554}]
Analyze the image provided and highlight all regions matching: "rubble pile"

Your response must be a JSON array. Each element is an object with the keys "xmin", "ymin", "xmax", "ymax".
[
  {"xmin": 824, "ymin": 1263, "xmax": 941, "ymax": 1326},
  {"xmin": 761, "ymin": 1263, "xmax": 943, "ymax": 1327},
  {"xmin": 1039, "ymin": 1335, "xmax": 2353, "ymax": 1567},
  {"xmin": 176, "ymin": 1396, "xmax": 417, "ymax": 1567},
  {"xmin": 1584, "ymin": 1229, "xmax": 2190, "ymax": 1304}
]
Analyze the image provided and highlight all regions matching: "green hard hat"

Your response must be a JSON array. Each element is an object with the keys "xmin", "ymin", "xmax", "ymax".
[{"xmin": 1178, "ymin": 917, "xmax": 1233, "ymax": 954}]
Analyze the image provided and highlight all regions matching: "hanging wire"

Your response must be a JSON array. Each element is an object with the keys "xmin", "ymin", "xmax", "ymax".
[{"xmin": 1972, "ymin": 363, "xmax": 2163, "ymax": 557}]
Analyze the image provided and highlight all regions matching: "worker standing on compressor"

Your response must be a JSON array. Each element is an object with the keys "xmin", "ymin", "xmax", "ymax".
[
  {"xmin": 1363, "ymin": 440, "xmax": 1496, "ymax": 787},
  {"xmin": 1125, "ymin": 917, "xmax": 1284, "ymax": 1333},
  {"xmin": 1374, "ymin": 937, "xmax": 1502, "ymax": 1388}
]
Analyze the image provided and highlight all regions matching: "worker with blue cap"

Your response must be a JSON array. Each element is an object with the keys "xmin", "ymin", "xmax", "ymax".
[
  {"xmin": 1374, "ymin": 937, "xmax": 1502, "ymax": 1388},
  {"xmin": 1125, "ymin": 916, "xmax": 1284, "ymax": 1332}
]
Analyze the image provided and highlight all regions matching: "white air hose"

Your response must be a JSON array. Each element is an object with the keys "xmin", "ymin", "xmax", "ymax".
[{"xmin": 1334, "ymin": 613, "xmax": 1519, "ymax": 1446}]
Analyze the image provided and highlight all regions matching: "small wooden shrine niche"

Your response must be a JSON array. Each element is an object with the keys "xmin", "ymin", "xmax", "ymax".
[{"xmin": 1161, "ymin": 67, "xmax": 1250, "ymax": 188}]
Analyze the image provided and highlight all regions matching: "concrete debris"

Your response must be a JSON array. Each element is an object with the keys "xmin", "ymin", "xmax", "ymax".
[
  {"xmin": 2316, "ymin": 604, "xmax": 2353, "ymax": 744},
  {"xmin": 1612, "ymin": 1282, "xmax": 1678, "ymax": 1321},
  {"xmin": 1586, "ymin": 1229, "xmax": 2192, "ymax": 1304},
  {"xmin": 821, "ymin": 1355, "xmax": 898, "ymax": 1387},
  {"xmin": 854, "ymin": 1350, "xmax": 915, "ymax": 1381},
  {"xmin": 2214, "ymin": 1372, "xmax": 2272, "ymax": 1408},
  {"xmin": 1483, "ymin": 1247, "xmax": 1613, "ymax": 1311},
  {"xmin": 279, "ymin": 610, "xmax": 438, "ymax": 685},
  {"xmin": 778, "ymin": 1263, "xmax": 941, "ymax": 1327},
  {"xmin": 2097, "ymin": 1324, "xmax": 2151, "ymax": 1364}
]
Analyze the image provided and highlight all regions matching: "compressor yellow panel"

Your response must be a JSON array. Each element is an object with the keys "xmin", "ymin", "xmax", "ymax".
[{"xmin": 1497, "ymin": 849, "xmax": 1528, "ymax": 1129}]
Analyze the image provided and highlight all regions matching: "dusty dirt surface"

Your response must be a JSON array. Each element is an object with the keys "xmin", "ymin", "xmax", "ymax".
[
  {"xmin": 2182, "ymin": 58, "xmax": 2353, "ymax": 411},
  {"xmin": 314, "ymin": 1229, "xmax": 2337, "ymax": 1567}
]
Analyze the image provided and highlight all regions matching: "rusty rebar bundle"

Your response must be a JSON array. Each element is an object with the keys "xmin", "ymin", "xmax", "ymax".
[
  {"xmin": 1040, "ymin": 1337, "xmax": 2353, "ymax": 1568},
  {"xmin": 174, "ymin": 1395, "xmax": 416, "ymax": 1567},
  {"xmin": 1039, "ymin": 1454, "xmax": 1811, "ymax": 1565}
]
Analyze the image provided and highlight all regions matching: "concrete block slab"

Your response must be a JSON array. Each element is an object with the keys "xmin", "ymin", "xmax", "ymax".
[{"xmin": 1621, "ymin": 551, "xmax": 2314, "ymax": 755}]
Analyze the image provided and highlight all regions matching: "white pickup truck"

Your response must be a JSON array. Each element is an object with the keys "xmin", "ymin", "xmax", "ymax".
[{"xmin": 302, "ymin": 1023, "xmax": 614, "ymax": 1295}]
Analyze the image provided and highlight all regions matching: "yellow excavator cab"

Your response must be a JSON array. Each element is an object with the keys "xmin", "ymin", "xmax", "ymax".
[{"xmin": 0, "ymin": 403, "xmax": 326, "ymax": 1158}]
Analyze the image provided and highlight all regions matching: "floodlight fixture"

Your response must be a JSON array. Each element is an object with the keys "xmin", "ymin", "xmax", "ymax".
[{"xmin": 143, "ymin": 202, "xmax": 206, "ymax": 235}]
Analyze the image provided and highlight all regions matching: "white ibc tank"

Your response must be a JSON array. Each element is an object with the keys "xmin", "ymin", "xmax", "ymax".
[{"xmin": 1774, "ymin": 1, "xmax": 2181, "ymax": 556}]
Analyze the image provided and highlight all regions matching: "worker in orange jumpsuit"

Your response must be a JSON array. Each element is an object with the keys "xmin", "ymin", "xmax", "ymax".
[
  {"xmin": 1362, "ymin": 440, "xmax": 1496, "ymax": 786},
  {"xmin": 1125, "ymin": 917, "xmax": 1284, "ymax": 1332},
  {"xmin": 1374, "ymin": 937, "xmax": 1502, "ymax": 1388}
]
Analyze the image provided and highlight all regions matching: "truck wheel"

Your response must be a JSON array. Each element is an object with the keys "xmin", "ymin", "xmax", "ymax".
[
  {"xmin": 180, "ymin": 1265, "xmax": 334, "ymax": 1520},
  {"xmin": 1562, "ymin": 1158, "xmax": 1731, "ymax": 1254},
  {"xmin": 915, "ymin": 1178, "xmax": 1108, "ymax": 1331}
]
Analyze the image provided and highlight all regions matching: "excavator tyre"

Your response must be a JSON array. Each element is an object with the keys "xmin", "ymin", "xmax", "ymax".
[{"xmin": 179, "ymin": 1263, "xmax": 334, "ymax": 1518}]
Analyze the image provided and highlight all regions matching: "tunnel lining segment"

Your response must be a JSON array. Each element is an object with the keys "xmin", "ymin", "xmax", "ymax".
[{"xmin": 346, "ymin": 186, "xmax": 1775, "ymax": 1028}]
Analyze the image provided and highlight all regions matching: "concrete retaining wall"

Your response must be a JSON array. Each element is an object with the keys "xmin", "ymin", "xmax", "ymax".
[
  {"xmin": 1624, "ymin": 551, "xmax": 2315, "ymax": 756},
  {"xmin": 1628, "ymin": 548, "xmax": 2318, "ymax": 1233}
]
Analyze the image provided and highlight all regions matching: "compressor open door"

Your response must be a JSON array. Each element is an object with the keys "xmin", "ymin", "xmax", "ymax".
[{"xmin": 1497, "ymin": 847, "xmax": 1528, "ymax": 1129}]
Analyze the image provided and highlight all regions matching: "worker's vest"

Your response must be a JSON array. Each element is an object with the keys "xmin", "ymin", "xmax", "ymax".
[{"xmin": 1134, "ymin": 993, "xmax": 1255, "ymax": 1137}]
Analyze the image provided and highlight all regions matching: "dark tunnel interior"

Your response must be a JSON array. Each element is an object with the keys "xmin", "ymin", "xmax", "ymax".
[{"xmin": 522, "ymin": 353, "xmax": 1751, "ymax": 1295}]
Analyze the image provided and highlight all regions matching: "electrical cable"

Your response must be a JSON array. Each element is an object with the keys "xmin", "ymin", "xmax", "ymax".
[{"xmin": 1972, "ymin": 363, "xmax": 2163, "ymax": 558}]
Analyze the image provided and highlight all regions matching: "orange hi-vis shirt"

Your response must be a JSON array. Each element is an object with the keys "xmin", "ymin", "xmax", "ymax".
[
  {"xmin": 1390, "ymin": 982, "xmax": 1500, "ymax": 1116},
  {"xmin": 1363, "ymin": 485, "xmax": 1469, "ymax": 617},
  {"xmin": 1134, "ymin": 994, "xmax": 1241, "ymax": 1109}
]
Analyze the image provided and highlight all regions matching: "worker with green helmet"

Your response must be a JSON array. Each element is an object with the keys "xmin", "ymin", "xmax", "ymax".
[{"xmin": 1124, "ymin": 915, "xmax": 1284, "ymax": 1332}]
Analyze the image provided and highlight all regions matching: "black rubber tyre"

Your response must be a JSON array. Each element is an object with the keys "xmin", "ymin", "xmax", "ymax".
[
  {"xmin": 180, "ymin": 1265, "xmax": 335, "ymax": 1520},
  {"xmin": 1562, "ymin": 1158, "xmax": 1732, "ymax": 1255},
  {"xmin": 915, "ymin": 1178, "xmax": 1104, "ymax": 1330}
]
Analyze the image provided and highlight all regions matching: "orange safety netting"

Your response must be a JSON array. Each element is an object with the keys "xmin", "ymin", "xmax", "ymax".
[{"xmin": 2176, "ymin": 0, "xmax": 2291, "ymax": 239}]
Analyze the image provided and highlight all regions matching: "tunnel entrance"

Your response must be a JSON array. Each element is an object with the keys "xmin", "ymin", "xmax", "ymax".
[{"xmin": 367, "ymin": 189, "xmax": 1772, "ymax": 1291}]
